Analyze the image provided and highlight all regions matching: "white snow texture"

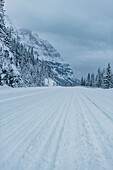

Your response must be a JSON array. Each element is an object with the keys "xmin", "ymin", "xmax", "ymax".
[{"xmin": 0, "ymin": 87, "xmax": 113, "ymax": 170}]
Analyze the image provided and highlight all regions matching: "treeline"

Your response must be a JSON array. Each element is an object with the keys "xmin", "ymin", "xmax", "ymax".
[{"xmin": 81, "ymin": 63, "xmax": 113, "ymax": 89}]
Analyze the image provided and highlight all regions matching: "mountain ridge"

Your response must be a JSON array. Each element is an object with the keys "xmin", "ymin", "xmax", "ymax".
[{"xmin": 0, "ymin": 1, "xmax": 78, "ymax": 87}]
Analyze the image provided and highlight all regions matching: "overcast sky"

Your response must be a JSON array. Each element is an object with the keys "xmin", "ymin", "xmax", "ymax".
[{"xmin": 5, "ymin": 0, "xmax": 113, "ymax": 78}]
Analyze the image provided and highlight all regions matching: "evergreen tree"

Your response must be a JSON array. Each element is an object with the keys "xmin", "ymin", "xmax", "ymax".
[
  {"xmin": 80, "ymin": 63, "xmax": 113, "ymax": 89},
  {"xmin": 91, "ymin": 73, "xmax": 95, "ymax": 87},
  {"xmin": 86, "ymin": 73, "xmax": 91, "ymax": 86},
  {"xmin": 80, "ymin": 77, "xmax": 86, "ymax": 87},
  {"xmin": 0, "ymin": 47, "xmax": 2, "ymax": 85},
  {"xmin": 104, "ymin": 63, "xmax": 112, "ymax": 89},
  {"xmin": 111, "ymin": 74, "xmax": 113, "ymax": 88},
  {"xmin": 0, "ymin": 0, "xmax": 8, "ymax": 44},
  {"xmin": 0, "ymin": 0, "xmax": 5, "ymax": 32},
  {"xmin": 97, "ymin": 68, "xmax": 102, "ymax": 88},
  {"xmin": 81, "ymin": 77, "xmax": 84, "ymax": 86},
  {"xmin": 101, "ymin": 69, "xmax": 105, "ymax": 88}
]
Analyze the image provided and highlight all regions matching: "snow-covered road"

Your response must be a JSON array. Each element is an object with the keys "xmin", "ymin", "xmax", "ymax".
[{"xmin": 0, "ymin": 87, "xmax": 113, "ymax": 170}]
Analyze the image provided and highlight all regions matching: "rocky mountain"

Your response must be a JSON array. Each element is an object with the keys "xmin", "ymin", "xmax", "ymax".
[
  {"xmin": 0, "ymin": 0, "xmax": 78, "ymax": 87},
  {"xmin": 16, "ymin": 28, "xmax": 77, "ymax": 86}
]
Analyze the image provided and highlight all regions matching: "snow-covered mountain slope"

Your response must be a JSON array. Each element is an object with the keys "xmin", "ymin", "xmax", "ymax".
[
  {"xmin": 0, "ymin": 87, "xmax": 113, "ymax": 170},
  {"xmin": 18, "ymin": 29, "xmax": 63, "ymax": 63},
  {"xmin": 4, "ymin": 15, "xmax": 78, "ymax": 86},
  {"xmin": 18, "ymin": 29, "xmax": 76, "ymax": 86},
  {"xmin": 1, "ymin": 0, "xmax": 78, "ymax": 88}
]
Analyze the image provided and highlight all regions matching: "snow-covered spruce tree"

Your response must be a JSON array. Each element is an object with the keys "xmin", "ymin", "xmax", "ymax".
[
  {"xmin": 86, "ymin": 73, "xmax": 91, "ymax": 86},
  {"xmin": 90, "ymin": 73, "xmax": 95, "ymax": 87},
  {"xmin": 80, "ymin": 63, "xmax": 113, "ymax": 89},
  {"xmin": 0, "ymin": 0, "xmax": 11, "ymax": 46},
  {"xmin": 0, "ymin": 0, "xmax": 5, "ymax": 40},
  {"xmin": 81, "ymin": 77, "xmax": 84, "ymax": 86},
  {"xmin": 96, "ymin": 68, "xmax": 102, "ymax": 88},
  {"xmin": 80, "ymin": 77, "xmax": 86, "ymax": 86},
  {"xmin": 0, "ymin": 0, "xmax": 4, "ymax": 24},
  {"xmin": 104, "ymin": 63, "xmax": 112, "ymax": 89},
  {"xmin": 100, "ymin": 68, "xmax": 105, "ymax": 88},
  {"xmin": 111, "ymin": 74, "xmax": 113, "ymax": 88},
  {"xmin": 0, "ymin": 47, "xmax": 3, "ymax": 85}
]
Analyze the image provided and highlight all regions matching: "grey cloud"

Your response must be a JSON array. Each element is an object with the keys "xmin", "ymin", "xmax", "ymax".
[{"xmin": 5, "ymin": 0, "xmax": 113, "ymax": 78}]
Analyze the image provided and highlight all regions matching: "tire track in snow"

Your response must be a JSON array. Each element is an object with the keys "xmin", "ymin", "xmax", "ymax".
[
  {"xmin": 50, "ymin": 90, "xmax": 73, "ymax": 170},
  {"xmin": 25, "ymin": 90, "xmax": 73, "ymax": 170},
  {"xmin": 0, "ymin": 89, "xmax": 68, "ymax": 169},
  {"xmin": 15, "ymin": 91, "xmax": 68, "ymax": 169},
  {"xmin": 54, "ymin": 90, "xmax": 87, "ymax": 170},
  {"xmin": 82, "ymin": 93, "xmax": 113, "ymax": 122},
  {"xmin": 82, "ymin": 90, "xmax": 113, "ymax": 118},
  {"xmin": 76, "ymin": 97, "xmax": 100, "ymax": 169},
  {"xmin": 0, "ymin": 89, "xmax": 60, "ymax": 146},
  {"xmin": 0, "ymin": 90, "xmax": 63, "ymax": 161},
  {"xmin": 0, "ymin": 88, "xmax": 58, "ymax": 126},
  {"xmin": 80, "ymin": 92, "xmax": 113, "ymax": 148},
  {"xmin": 0, "ymin": 87, "xmax": 113, "ymax": 170},
  {"xmin": 0, "ymin": 88, "xmax": 55, "ymax": 103},
  {"xmin": 78, "ymin": 92, "xmax": 113, "ymax": 169}
]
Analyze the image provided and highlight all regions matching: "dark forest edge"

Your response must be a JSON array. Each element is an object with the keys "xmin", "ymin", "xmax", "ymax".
[{"xmin": 80, "ymin": 63, "xmax": 113, "ymax": 89}]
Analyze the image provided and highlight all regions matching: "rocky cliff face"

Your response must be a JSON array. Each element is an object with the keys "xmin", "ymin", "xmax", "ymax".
[
  {"xmin": 15, "ymin": 28, "xmax": 77, "ymax": 86},
  {"xmin": 0, "ymin": 2, "xmax": 78, "ymax": 87}
]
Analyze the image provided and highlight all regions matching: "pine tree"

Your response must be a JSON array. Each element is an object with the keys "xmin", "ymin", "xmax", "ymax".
[
  {"xmin": 91, "ymin": 73, "xmax": 95, "ymax": 87},
  {"xmin": 0, "ymin": 47, "xmax": 2, "ymax": 85},
  {"xmin": 81, "ymin": 77, "xmax": 84, "ymax": 86},
  {"xmin": 82, "ymin": 78, "xmax": 86, "ymax": 86},
  {"xmin": 104, "ymin": 63, "xmax": 112, "ymax": 89},
  {"xmin": 86, "ymin": 73, "xmax": 91, "ymax": 86},
  {"xmin": 0, "ymin": 0, "xmax": 5, "ymax": 39},
  {"xmin": 101, "ymin": 69, "xmax": 105, "ymax": 88},
  {"xmin": 83, "ymin": 79, "xmax": 86, "ymax": 86},
  {"xmin": 111, "ymin": 74, "xmax": 113, "ymax": 88},
  {"xmin": 97, "ymin": 68, "xmax": 102, "ymax": 88},
  {"xmin": 0, "ymin": 0, "xmax": 5, "ymax": 25},
  {"xmin": 80, "ymin": 63, "xmax": 113, "ymax": 89}
]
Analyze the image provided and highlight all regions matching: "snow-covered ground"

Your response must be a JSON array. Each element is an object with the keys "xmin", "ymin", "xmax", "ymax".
[{"xmin": 0, "ymin": 87, "xmax": 113, "ymax": 170}]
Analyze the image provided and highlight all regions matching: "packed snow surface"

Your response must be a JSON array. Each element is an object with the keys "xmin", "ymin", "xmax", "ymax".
[{"xmin": 0, "ymin": 87, "xmax": 113, "ymax": 170}]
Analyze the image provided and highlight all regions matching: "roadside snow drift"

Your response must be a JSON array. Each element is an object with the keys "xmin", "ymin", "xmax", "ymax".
[{"xmin": 0, "ymin": 87, "xmax": 113, "ymax": 170}]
